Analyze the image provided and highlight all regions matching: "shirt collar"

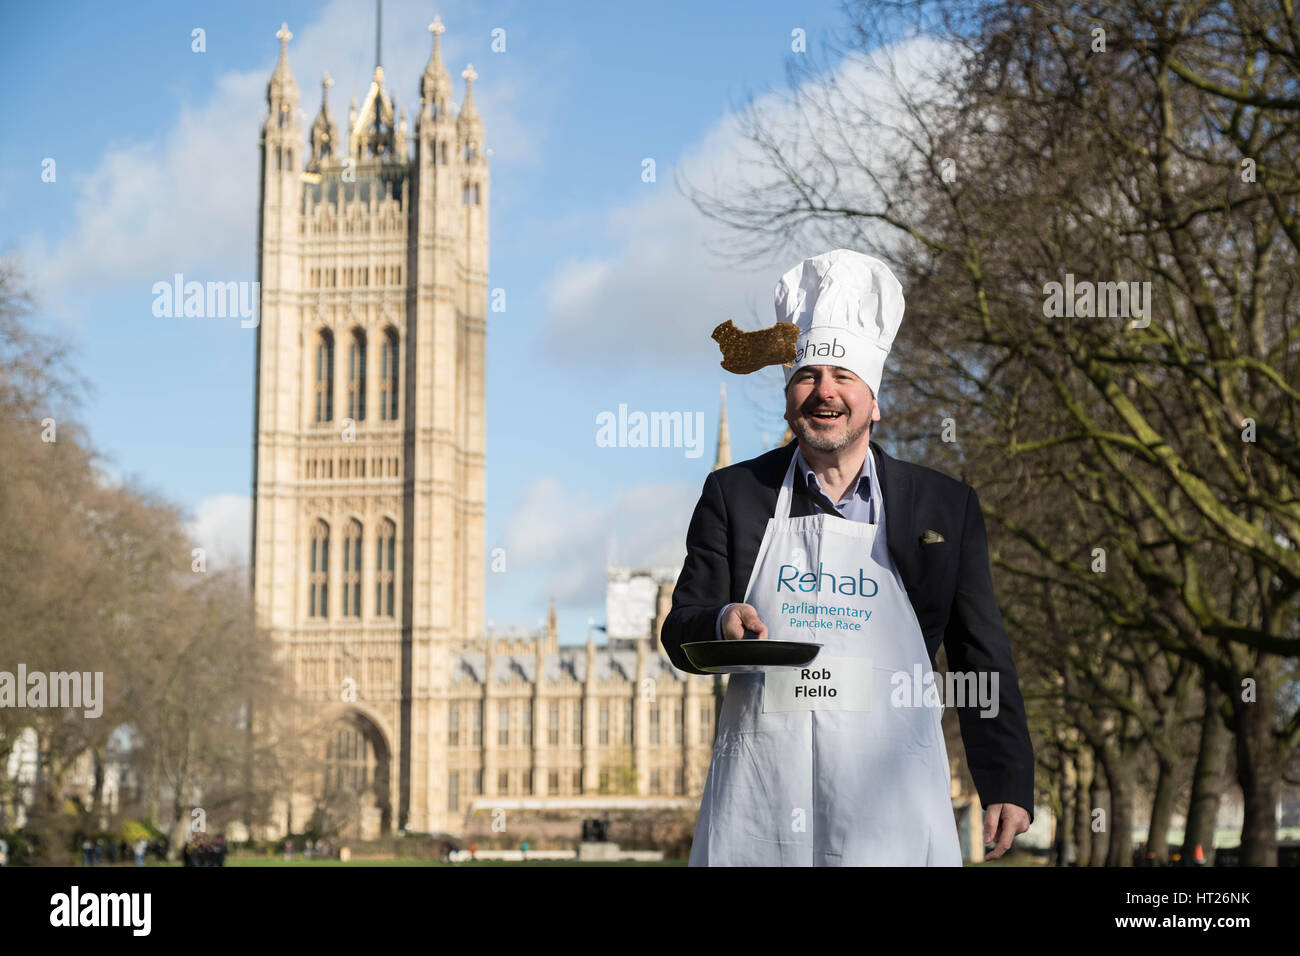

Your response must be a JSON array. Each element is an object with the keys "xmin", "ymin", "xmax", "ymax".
[{"xmin": 793, "ymin": 444, "xmax": 873, "ymax": 503}]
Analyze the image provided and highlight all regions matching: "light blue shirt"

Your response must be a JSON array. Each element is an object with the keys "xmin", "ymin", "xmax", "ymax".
[{"xmin": 715, "ymin": 445, "xmax": 885, "ymax": 639}]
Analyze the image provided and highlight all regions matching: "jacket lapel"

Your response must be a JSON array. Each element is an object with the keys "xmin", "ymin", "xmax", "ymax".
[
  {"xmin": 870, "ymin": 439, "xmax": 916, "ymax": 577},
  {"xmin": 784, "ymin": 441, "xmax": 815, "ymax": 518}
]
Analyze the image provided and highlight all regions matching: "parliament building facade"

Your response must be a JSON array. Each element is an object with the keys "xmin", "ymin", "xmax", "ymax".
[{"xmin": 250, "ymin": 18, "xmax": 723, "ymax": 841}]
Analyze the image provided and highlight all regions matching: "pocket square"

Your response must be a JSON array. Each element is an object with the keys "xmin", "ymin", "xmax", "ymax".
[{"xmin": 920, "ymin": 529, "xmax": 945, "ymax": 544}]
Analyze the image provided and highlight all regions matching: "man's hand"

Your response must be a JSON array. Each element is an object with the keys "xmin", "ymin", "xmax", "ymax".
[
  {"xmin": 983, "ymin": 803, "xmax": 1030, "ymax": 860},
  {"xmin": 721, "ymin": 603, "xmax": 768, "ymax": 640}
]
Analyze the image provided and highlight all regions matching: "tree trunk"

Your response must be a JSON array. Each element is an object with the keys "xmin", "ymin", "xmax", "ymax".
[
  {"xmin": 90, "ymin": 746, "xmax": 106, "ymax": 826},
  {"xmin": 1234, "ymin": 667, "xmax": 1280, "ymax": 866},
  {"xmin": 1088, "ymin": 762, "xmax": 1108, "ymax": 867},
  {"xmin": 1103, "ymin": 754, "xmax": 1135, "ymax": 867},
  {"xmin": 1144, "ymin": 756, "xmax": 1178, "ymax": 865},
  {"xmin": 1073, "ymin": 747, "xmax": 1093, "ymax": 867},
  {"xmin": 1057, "ymin": 749, "xmax": 1077, "ymax": 866},
  {"xmin": 1183, "ymin": 677, "xmax": 1229, "ymax": 866},
  {"xmin": 149, "ymin": 742, "xmax": 161, "ymax": 823}
]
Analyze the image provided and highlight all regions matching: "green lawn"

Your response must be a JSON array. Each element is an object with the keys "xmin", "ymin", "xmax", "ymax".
[{"xmin": 222, "ymin": 857, "xmax": 687, "ymax": 866}]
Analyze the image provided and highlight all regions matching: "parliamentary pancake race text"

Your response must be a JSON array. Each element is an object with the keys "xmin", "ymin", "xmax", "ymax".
[{"xmin": 774, "ymin": 560, "xmax": 1000, "ymax": 717}]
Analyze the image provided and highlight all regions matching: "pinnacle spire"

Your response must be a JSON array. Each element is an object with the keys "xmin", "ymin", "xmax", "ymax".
[
  {"xmin": 421, "ymin": 15, "xmax": 453, "ymax": 110},
  {"xmin": 461, "ymin": 63, "xmax": 479, "ymax": 114},
  {"xmin": 267, "ymin": 22, "xmax": 300, "ymax": 109},
  {"xmin": 714, "ymin": 384, "xmax": 732, "ymax": 470},
  {"xmin": 457, "ymin": 62, "xmax": 483, "ymax": 142},
  {"xmin": 308, "ymin": 72, "xmax": 340, "ymax": 168}
]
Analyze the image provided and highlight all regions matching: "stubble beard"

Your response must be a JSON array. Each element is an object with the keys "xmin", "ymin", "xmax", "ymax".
[{"xmin": 789, "ymin": 412, "xmax": 871, "ymax": 453}]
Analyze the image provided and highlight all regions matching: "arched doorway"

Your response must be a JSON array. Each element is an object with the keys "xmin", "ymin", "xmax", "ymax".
[{"xmin": 313, "ymin": 711, "xmax": 391, "ymax": 840}]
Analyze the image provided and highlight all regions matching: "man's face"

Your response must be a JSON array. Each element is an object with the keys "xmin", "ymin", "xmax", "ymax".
[{"xmin": 784, "ymin": 365, "xmax": 880, "ymax": 453}]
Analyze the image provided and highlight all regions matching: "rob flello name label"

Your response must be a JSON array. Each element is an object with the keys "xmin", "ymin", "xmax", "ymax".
[{"xmin": 764, "ymin": 657, "xmax": 873, "ymax": 713}]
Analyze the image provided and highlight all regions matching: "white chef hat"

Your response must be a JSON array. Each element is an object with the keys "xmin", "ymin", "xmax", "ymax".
[{"xmin": 775, "ymin": 249, "xmax": 905, "ymax": 399}]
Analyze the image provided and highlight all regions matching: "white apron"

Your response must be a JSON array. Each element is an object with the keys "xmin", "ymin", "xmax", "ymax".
[{"xmin": 689, "ymin": 452, "xmax": 962, "ymax": 866}]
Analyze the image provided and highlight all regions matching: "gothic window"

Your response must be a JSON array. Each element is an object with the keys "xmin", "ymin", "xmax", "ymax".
[
  {"xmin": 341, "ymin": 519, "xmax": 362, "ymax": 617},
  {"xmin": 649, "ymin": 705, "xmax": 660, "ymax": 745},
  {"xmin": 380, "ymin": 328, "xmax": 400, "ymax": 421},
  {"xmin": 465, "ymin": 142, "xmax": 476, "ymax": 162},
  {"xmin": 314, "ymin": 330, "xmax": 334, "ymax": 423},
  {"xmin": 522, "ymin": 701, "xmax": 532, "ymax": 746},
  {"xmin": 572, "ymin": 701, "xmax": 582, "ymax": 746},
  {"xmin": 599, "ymin": 702, "xmax": 609, "ymax": 745},
  {"xmin": 472, "ymin": 703, "xmax": 482, "ymax": 746},
  {"xmin": 323, "ymin": 722, "xmax": 372, "ymax": 795},
  {"xmin": 438, "ymin": 140, "xmax": 447, "ymax": 165},
  {"xmin": 623, "ymin": 700, "xmax": 633, "ymax": 745},
  {"xmin": 498, "ymin": 702, "xmax": 509, "ymax": 746},
  {"xmin": 448, "ymin": 706, "xmax": 459, "ymax": 747},
  {"xmin": 548, "ymin": 701, "xmax": 559, "ymax": 746},
  {"xmin": 498, "ymin": 770, "xmax": 508, "ymax": 794},
  {"xmin": 347, "ymin": 329, "xmax": 366, "ymax": 422},
  {"xmin": 375, "ymin": 518, "xmax": 396, "ymax": 617},
  {"xmin": 448, "ymin": 772, "xmax": 459, "ymax": 812},
  {"xmin": 308, "ymin": 519, "xmax": 329, "ymax": 617}
]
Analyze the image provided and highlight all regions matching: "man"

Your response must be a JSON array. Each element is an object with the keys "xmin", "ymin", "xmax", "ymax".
[{"xmin": 662, "ymin": 249, "xmax": 1033, "ymax": 866}]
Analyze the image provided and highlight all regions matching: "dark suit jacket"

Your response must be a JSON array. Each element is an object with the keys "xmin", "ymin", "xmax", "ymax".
[{"xmin": 661, "ymin": 438, "xmax": 1035, "ymax": 822}]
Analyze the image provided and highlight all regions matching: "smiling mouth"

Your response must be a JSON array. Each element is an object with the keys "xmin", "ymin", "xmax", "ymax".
[{"xmin": 807, "ymin": 409, "xmax": 845, "ymax": 422}]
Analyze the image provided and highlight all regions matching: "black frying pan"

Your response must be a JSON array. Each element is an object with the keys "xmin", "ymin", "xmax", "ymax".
[{"xmin": 682, "ymin": 638, "xmax": 823, "ymax": 673}]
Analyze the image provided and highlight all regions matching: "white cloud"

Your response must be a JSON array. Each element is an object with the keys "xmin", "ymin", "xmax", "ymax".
[
  {"xmin": 538, "ymin": 34, "xmax": 958, "ymax": 370},
  {"xmin": 25, "ymin": 0, "xmax": 544, "ymax": 320},
  {"xmin": 499, "ymin": 476, "xmax": 699, "ymax": 606},
  {"xmin": 187, "ymin": 493, "xmax": 251, "ymax": 570}
]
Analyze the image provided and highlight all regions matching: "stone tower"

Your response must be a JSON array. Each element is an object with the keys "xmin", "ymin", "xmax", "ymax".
[{"xmin": 251, "ymin": 16, "xmax": 488, "ymax": 837}]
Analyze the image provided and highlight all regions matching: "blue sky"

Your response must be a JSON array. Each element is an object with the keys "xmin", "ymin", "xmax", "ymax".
[{"xmin": 0, "ymin": 0, "xmax": 896, "ymax": 643}]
